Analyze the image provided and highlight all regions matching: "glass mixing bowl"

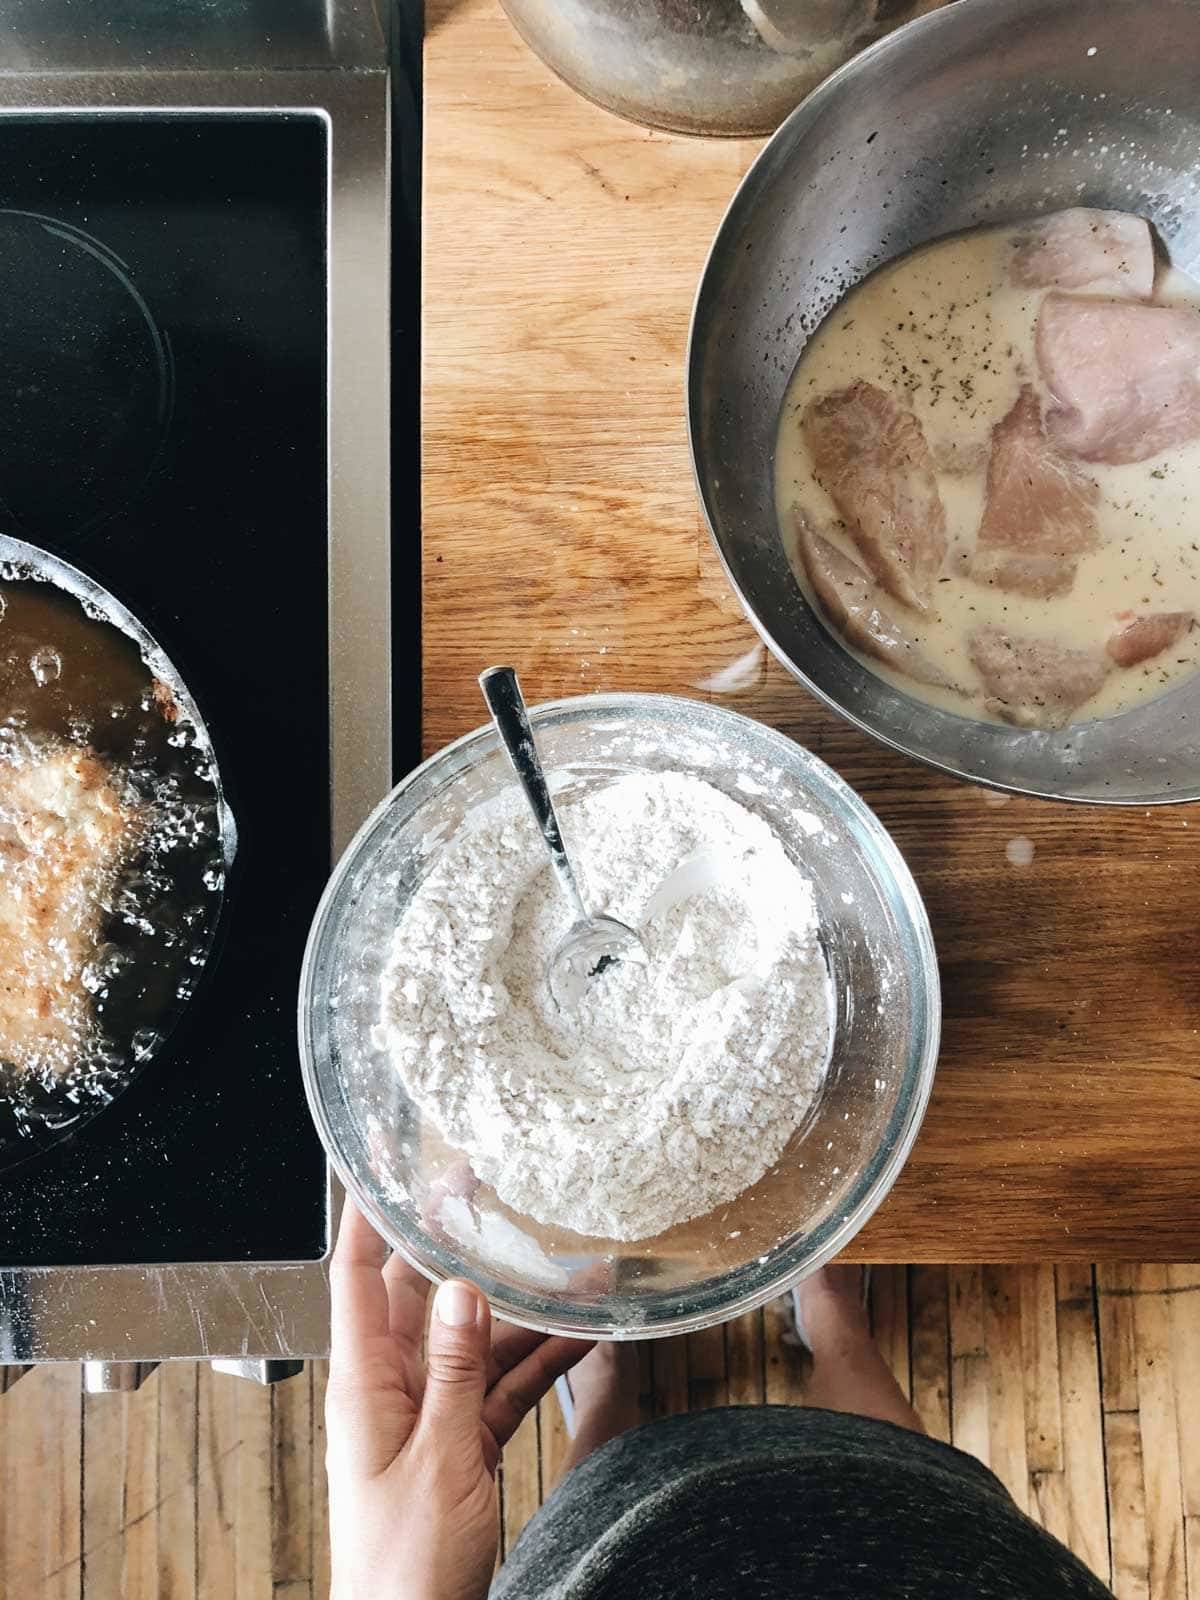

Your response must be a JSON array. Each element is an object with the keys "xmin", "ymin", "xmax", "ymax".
[{"xmin": 299, "ymin": 694, "xmax": 939, "ymax": 1337}]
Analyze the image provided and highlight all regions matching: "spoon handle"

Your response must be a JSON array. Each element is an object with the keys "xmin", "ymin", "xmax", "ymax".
[{"xmin": 479, "ymin": 666, "xmax": 589, "ymax": 925}]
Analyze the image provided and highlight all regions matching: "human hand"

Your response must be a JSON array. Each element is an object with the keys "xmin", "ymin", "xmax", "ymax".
[{"xmin": 326, "ymin": 1200, "xmax": 593, "ymax": 1600}]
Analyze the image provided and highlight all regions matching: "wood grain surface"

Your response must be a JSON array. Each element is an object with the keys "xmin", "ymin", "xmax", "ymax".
[
  {"xmin": 423, "ymin": 0, "xmax": 1200, "ymax": 1261},
  {"xmin": 11, "ymin": 1264, "xmax": 1199, "ymax": 1596}
]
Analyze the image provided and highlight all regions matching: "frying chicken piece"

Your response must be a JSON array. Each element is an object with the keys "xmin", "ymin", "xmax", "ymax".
[
  {"xmin": 151, "ymin": 677, "xmax": 179, "ymax": 724},
  {"xmin": 968, "ymin": 626, "xmax": 1111, "ymax": 729},
  {"xmin": 0, "ymin": 740, "xmax": 141, "ymax": 1076},
  {"xmin": 794, "ymin": 509, "xmax": 955, "ymax": 690},
  {"xmin": 1107, "ymin": 611, "xmax": 1194, "ymax": 667},
  {"xmin": 970, "ymin": 386, "xmax": 1101, "ymax": 599},
  {"xmin": 1011, "ymin": 208, "xmax": 1155, "ymax": 300},
  {"xmin": 802, "ymin": 382, "xmax": 948, "ymax": 613},
  {"xmin": 1037, "ymin": 293, "xmax": 1200, "ymax": 464}
]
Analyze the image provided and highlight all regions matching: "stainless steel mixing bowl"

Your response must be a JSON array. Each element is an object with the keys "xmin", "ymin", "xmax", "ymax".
[
  {"xmin": 689, "ymin": 0, "xmax": 1200, "ymax": 803},
  {"xmin": 498, "ymin": 0, "xmax": 929, "ymax": 138},
  {"xmin": 300, "ymin": 694, "xmax": 939, "ymax": 1338}
]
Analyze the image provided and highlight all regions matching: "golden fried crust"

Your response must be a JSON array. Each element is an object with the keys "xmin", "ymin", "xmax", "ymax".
[{"xmin": 0, "ymin": 743, "xmax": 141, "ymax": 1074}]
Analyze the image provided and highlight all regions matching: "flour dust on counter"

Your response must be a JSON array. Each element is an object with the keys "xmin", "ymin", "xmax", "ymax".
[
  {"xmin": 775, "ymin": 210, "xmax": 1200, "ymax": 728},
  {"xmin": 376, "ymin": 771, "xmax": 833, "ymax": 1242}
]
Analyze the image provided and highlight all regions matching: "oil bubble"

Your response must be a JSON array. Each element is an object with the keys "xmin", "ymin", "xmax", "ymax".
[
  {"xmin": 131, "ymin": 1028, "xmax": 158, "ymax": 1062},
  {"xmin": 30, "ymin": 648, "xmax": 62, "ymax": 685},
  {"xmin": 81, "ymin": 944, "xmax": 133, "ymax": 995}
]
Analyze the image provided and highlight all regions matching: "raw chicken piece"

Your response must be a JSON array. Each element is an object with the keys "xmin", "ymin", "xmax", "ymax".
[
  {"xmin": 1037, "ymin": 293, "xmax": 1200, "ymax": 464},
  {"xmin": 0, "ymin": 740, "xmax": 141, "ymax": 1076},
  {"xmin": 968, "ymin": 626, "xmax": 1111, "ymax": 729},
  {"xmin": 931, "ymin": 434, "xmax": 990, "ymax": 477},
  {"xmin": 802, "ymin": 382, "xmax": 948, "ymax": 613},
  {"xmin": 1106, "ymin": 611, "xmax": 1194, "ymax": 667},
  {"xmin": 970, "ymin": 386, "xmax": 1101, "ymax": 599},
  {"xmin": 1011, "ymin": 208, "xmax": 1155, "ymax": 300},
  {"xmin": 794, "ymin": 510, "xmax": 954, "ymax": 690}
]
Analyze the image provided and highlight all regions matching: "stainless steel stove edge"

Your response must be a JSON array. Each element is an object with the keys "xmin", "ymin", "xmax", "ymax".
[
  {"xmin": 1, "ymin": 1234, "xmax": 332, "ymax": 1365},
  {"xmin": 0, "ymin": 64, "xmax": 390, "ymax": 1362}
]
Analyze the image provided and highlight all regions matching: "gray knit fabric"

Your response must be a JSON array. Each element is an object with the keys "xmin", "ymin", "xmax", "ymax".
[{"xmin": 492, "ymin": 1406, "xmax": 1111, "ymax": 1598}]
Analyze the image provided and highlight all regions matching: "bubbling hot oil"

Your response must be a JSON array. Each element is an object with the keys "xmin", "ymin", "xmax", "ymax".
[{"xmin": 0, "ymin": 567, "xmax": 228, "ymax": 1154}]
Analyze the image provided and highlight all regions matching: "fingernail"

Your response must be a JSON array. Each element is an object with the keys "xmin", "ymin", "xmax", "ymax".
[{"xmin": 435, "ymin": 1280, "xmax": 478, "ymax": 1327}]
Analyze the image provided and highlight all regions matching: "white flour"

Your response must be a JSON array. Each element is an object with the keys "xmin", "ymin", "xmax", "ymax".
[{"xmin": 376, "ymin": 770, "xmax": 832, "ymax": 1242}]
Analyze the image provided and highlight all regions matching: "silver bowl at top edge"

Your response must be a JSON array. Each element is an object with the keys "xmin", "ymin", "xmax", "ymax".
[
  {"xmin": 688, "ymin": 0, "xmax": 1200, "ymax": 804},
  {"xmin": 497, "ymin": 0, "xmax": 932, "ymax": 139}
]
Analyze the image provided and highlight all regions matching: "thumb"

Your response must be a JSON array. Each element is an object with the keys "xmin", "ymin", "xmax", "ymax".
[{"xmin": 418, "ymin": 1279, "xmax": 491, "ymax": 1455}]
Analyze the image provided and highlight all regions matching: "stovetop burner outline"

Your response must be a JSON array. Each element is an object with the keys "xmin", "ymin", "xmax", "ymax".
[
  {"xmin": 0, "ymin": 206, "xmax": 176, "ymax": 545},
  {"xmin": 0, "ymin": 49, "xmax": 392, "ymax": 1363}
]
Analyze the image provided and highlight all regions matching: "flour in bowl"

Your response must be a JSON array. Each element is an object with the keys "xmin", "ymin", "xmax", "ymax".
[{"xmin": 376, "ymin": 770, "xmax": 832, "ymax": 1241}]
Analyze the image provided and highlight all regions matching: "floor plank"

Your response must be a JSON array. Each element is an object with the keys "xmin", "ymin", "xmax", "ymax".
[
  {"xmin": 1031, "ymin": 1468, "xmax": 1073, "ymax": 1557},
  {"xmin": 1099, "ymin": 1262, "xmax": 1140, "ymax": 1414},
  {"xmin": 536, "ymin": 1384, "xmax": 573, "ymax": 1496},
  {"xmin": 1108, "ymin": 1409, "xmax": 1151, "ymax": 1600},
  {"xmin": 1166, "ymin": 1268, "xmax": 1200, "ymax": 1527},
  {"xmin": 271, "ymin": 1368, "xmax": 312, "ymax": 1594},
  {"xmin": 1020, "ymin": 1264, "xmax": 1064, "ymax": 1477},
  {"xmin": 501, "ymin": 1408, "xmax": 541, "ymax": 1559},
  {"xmin": 725, "ymin": 1310, "xmax": 765, "ymax": 1407},
  {"xmin": 124, "ymin": 1377, "xmax": 161, "ymax": 1600},
  {"xmin": 80, "ymin": 1377, "xmax": 127, "ymax": 1599},
  {"xmin": 763, "ymin": 1305, "xmax": 810, "ymax": 1407},
  {"xmin": 1058, "ymin": 1265, "xmax": 1111, "ymax": 1587},
  {"xmin": 636, "ymin": 1341, "xmax": 655, "ymax": 1428},
  {"xmin": 652, "ymin": 1335, "xmax": 690, "ymax": 1419},
  {"xmin": 910, "ymin": 1266, "xmax": 951, "ymax": 1444},
  {"xmin": 870, "ymin": 1266, "xmax": 911, "ymax": 1402},
  {"xmin": 196, "ymin": 1363, "xmax": 237, "ymax": 1600},
  {"xmin": 18, "ymin": 1263, "xmax": 1200, "ymax": 1597},
  {"xmin": 196, "ymin": 1364, "xmax": 273, "ymax": 1600},
  {"xmin": 157, "ymin": 1364, "xmax": 199, "ymax": 1600},
  {"xmin": 1019, "ymin": 1266, "xmax": 1071, "ymax": 1551},
  {"xmin": 948, "ymin": 1265, "xmax": 990, "ymax": 1467},
  {"xmin": 1186, "ymin": 1516, "xmax": 1200, "ymax": 1600},
  {"xmin": 84, "ymin": 1366, "xmax": 196, "ymax": 1600},
  {"xmin": 310, "ymin": 1362, "xmax": 330, "ymax": 1600},
  {"xmin": 4, "ymin": 1364, "xmax": 82, "ymax": 1600},
  {"xmin": 686, "ymin": 1324, "xmax": 728, "ymax": 1412},
  {"xmin": 1132, "ymin": 1265, "xmax": 1186, "ymax": 1600},
  {"xmin": 983, "ymin": 1266, "xmax": 1029, "ymax": 1513}
]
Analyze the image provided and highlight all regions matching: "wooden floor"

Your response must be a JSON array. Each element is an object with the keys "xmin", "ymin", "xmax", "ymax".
[{"xmin": 3, "ymin": 1264, "xmax": 1199, "ymax": 1597}]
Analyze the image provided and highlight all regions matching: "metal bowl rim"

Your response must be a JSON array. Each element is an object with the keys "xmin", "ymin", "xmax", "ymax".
[{"xmin": 684, "ymin": 0, "xmax": 1200, "ymax": 807}]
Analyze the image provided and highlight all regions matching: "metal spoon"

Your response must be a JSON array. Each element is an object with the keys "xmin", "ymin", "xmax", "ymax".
[{"xmin": 479, "ymin": 665, "xmax": 647, "ymax": 1011}]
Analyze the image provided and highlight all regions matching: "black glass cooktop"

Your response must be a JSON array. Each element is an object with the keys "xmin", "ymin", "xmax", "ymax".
[{"xmin": 0, "ymin": 115, "xmax": 330, "ymax": 1265}]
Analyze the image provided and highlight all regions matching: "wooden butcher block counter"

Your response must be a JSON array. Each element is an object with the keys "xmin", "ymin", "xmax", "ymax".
[{"xmin": 422, "ymin": 0, "xmax": 1200, "ymax": 1261}]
